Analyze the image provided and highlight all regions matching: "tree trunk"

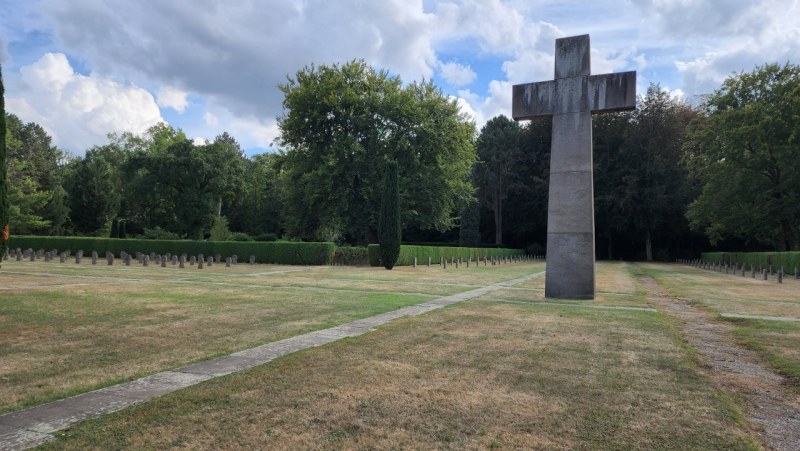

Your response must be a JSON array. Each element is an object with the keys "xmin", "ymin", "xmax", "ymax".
[
  {"xmin": 217, "ymin": 198, "xmax": 223, "ymax": 217},
  {"xmin": 494, "ymin": 190, "xmax": 503, "ymax": 245},
  {"xmin": 645, "ymin": 231, "xmax": 653, "ymax": 262}
]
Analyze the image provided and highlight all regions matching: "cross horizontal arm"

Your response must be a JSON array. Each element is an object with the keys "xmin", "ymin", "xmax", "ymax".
[
  {"xmin": 588, "ymin": 71, "xmax": 636, "ymax": 113},
  {"xmin": 512, "ymin": 80, "xmax": 558, "ymax": 120}
]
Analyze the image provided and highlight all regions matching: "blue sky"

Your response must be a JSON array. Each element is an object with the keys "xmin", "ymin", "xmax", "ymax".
[{"xmin": 1, "ymin": 0, "xmax": 798, "ymax": 156}]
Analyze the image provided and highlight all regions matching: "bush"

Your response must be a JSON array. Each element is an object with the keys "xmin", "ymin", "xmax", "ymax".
[
  {"xmin": 334, "ymin": 246, "xmax": 369, "ymax": 266},
  {"xmin": 142, "ymin": 227, "xmax": 180, "ymax": 240},
  {"xmin": 7, "ymin": 236, "xmax": 336, "ymax": 265},
  {"xmin": 227, "ymin": 232, "xmax": 254, "ymax": 242},
  {"xmin": 254, "ymin": 233, "xmax": 279, "ymax": 242},
  {"xmin": 368, "ymin": 244, "xmax": 524, "ymax": 267}
]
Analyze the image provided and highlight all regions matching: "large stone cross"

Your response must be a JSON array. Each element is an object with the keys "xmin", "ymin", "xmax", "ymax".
[{"xmin": 512, "ymin": 34, "xmax": 636, "ymax": 299}]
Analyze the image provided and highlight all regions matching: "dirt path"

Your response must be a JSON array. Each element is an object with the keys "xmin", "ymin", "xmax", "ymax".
[{"xmin": 640, "ymin": 277, "xmax": 800, "ymax": 450}]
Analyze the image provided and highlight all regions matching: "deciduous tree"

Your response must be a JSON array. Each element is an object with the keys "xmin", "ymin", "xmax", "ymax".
[{"xmin": 685, "ymin": 63, "xmax": 800, "ymax": 250}]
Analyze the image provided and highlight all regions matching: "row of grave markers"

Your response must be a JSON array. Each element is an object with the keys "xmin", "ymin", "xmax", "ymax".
[
  {"xmin": 677, "ymin": 258, "xmax": 799, "ymax": 284},
  {"xmin": 4, "ymin": 247, "xmax": 545, "ymax": 269},
  {"xmin": 413, "ymin": 254, "xmax": 543, "ymax": 269},
  {"xmin": 2, "ymin": 248, "xmax": 258, "ymax": 269}
]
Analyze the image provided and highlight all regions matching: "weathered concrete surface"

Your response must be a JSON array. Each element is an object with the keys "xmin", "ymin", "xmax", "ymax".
[
  {"xmin": 0, "ymin": 270, "xmax": 545, "ymax": 451},
  {"xmin": 512, "ymin": 34, "xmax": 636, "ymax": 300}
]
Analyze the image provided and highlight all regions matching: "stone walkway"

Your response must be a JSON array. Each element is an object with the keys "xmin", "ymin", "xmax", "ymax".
[
  {"xmin": 0, "ymin": 271, "xmax": 544, "ymax": 451},
  {"xmin": 641, "ymin": 277, "xmax": 800, "ymax": 451}
]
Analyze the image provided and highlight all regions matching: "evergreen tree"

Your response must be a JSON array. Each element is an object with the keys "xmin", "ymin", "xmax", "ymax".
[
  {"xmin": 110, "ymin": 218, "xmax": 119, "ymax": 238},
  {"xmin": 0, "ymin": 65, "xmax": 8, "ymax": 257},
  {"xmin": 459, "ymin": 200, "xmax": 480, "ymax": 246},
  {"xmin": 378, "ymin": 160, "xmax": 400, "ymax": 270}
]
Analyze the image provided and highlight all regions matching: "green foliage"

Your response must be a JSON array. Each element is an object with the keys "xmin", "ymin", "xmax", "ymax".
[
  {"xmin": 278, "ymin": 60, "xmax": 476, "ymax": 242},
  {"xmin": 110, "ymin": 218, "xmax": 119, "ymax": 239},
  {"xmin": 686, "ymin": 64, "xmax": 800, "ymax": 250},
  {"xmin": 4, "ymin": 113, "xmax": 69, "ymax": 235},
  {"xmin": 7, "ymin": 236, "xmax": 336, "ymax": 265},
  {"xmin": 334, "ymin": 246, "xmax": 369, "ymax": 266},
  {"xmin": 458, "ymin": 200, "xmax": 480, "ymax": 247},
  {"xmin": 367, "ymin": 244, "xmax": 524, "ymax": 267},
  {"xmin": 227, "ymin": 232, "xmax": 254, "ymax": 242},
  {"xmin": 475, "ymin": 115, "xmax": 522, "ymax": 245},
  {"xmin": 0, "ymin": 65, "xmax": 6, "ymax": 256},
  {"xmin": 254, "ymin": 233, "xmax": 278, "ymax": 242},
  {"xmin": 64, "ymin": 146, "xmax": 121, "ymax": 235},
  {"xmin": 378, "ymin": 161, "xmax": 400, "ymax": 269},
  {"xmin": 209, "ymin": 215, "xmax": 232, "ymax": 241},
  {"xmin": 141, "ymin": 226, "xmax": 181, "ymax": 240}
]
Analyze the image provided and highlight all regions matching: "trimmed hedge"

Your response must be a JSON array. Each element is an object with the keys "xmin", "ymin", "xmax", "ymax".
[
  {"xmin": 368, "ymin": 244, "xmax": 525, "ymax": 267},
  {"xmin": 333, "ymin": 246, "xmax": 369, "ymax": 266},
  {"xmin": 7, "ymin": 236, "xmax": 336, "ymax": 265},
  {"xmin": 701, "ymin": 251, "xmax": 800, "ymax": 270}
]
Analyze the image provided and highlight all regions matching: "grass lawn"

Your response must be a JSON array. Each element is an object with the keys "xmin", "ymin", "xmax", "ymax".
[
  {"xmin": 0, "ymin": 259, "xmax": 544, "ymax": 414},
  {"xmin": 633, "ymin": 262, "xmax": 800, "ymax": 384},
  {"xmin": 41, "ymin": 275, "xmax": 756, "ymax": 449}
]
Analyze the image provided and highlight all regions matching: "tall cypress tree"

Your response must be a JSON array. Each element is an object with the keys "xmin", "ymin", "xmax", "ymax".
[
  {"xmin": 378, "ymin": 160, "xmax": 400, "ymax": 270},
  {"xmin": 0, "ymin": 64, "xmax": 8, "ymax": 259}
]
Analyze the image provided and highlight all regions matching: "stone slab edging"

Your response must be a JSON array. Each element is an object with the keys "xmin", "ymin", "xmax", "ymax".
[{"xmin": 0, "ymin": 271, "xmax": 545, "ymax": 450}]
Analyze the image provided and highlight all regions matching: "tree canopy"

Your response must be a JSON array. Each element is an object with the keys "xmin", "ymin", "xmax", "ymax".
[
  {"xmin": 685, "ymin": 63, "xmax": 800, "ymax": 250},
  {"xmin": 277, "ymin": 60, "xmax": 476, "ymax": 243}
]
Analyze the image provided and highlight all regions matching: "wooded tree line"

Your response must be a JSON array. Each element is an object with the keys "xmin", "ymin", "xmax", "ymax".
[{"xmin": 2, "ymin": 61, "xmax": 798, "ymax": 260}]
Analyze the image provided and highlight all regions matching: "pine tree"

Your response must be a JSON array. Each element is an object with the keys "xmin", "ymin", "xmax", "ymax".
[
  {"xmin": 378, "ymin": 160, "xmax": 401, "ymax": 270},
  {"xmin": 0, "ymin": 65, "xmax": 9, "ymax": 258}
]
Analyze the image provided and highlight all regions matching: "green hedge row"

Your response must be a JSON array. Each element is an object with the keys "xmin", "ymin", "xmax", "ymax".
[
  {"xmin": 7, "ymin": 236, "xmax": 336, "ymax": 265},
  {"xmin": 701, "ymin": 251, "xmax": 800, "ymax": 270},
  {"xmin": 367, "ymin": 244, "xmax": 524, "ymax": 267}
]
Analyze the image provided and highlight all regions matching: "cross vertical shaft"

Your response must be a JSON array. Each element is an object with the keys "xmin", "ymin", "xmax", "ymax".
[{"xmin": 512, "ymin": 34, "xmax": 636, "ymax": 300}]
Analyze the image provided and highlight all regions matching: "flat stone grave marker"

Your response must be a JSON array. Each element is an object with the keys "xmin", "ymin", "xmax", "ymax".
[{"xmin": 513, "ymin": 34, "xmax": 635, "ymax": 299}]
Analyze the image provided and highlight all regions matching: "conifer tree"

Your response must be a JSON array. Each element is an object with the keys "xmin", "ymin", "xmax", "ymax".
[
  {"xmin": 0, "ymin": 65, "xmax": 9, "ymax": 258},
  {"xmin": 378, "ymin": 160, "xmax": 400, "ymax": 270}
]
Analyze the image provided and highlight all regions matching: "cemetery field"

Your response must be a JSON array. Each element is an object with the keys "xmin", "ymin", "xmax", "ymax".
[
  {"xmin": 3, "ymin": 260, "xmax": 797, "ymax": 448},
  {"xmin": 37, "ymin": 261, "xmax": 761, "ymax": 450},
  {"xmin": 0, "ymin": 258, "xmax": 543, "ymax": 414}
]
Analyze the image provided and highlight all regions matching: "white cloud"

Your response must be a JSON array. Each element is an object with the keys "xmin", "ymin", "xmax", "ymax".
[
  {"xmin": 204, "ymin": 111, "xmax": 219, "ymax": 127},
  {"xmin": 40, "ymin": 0, "xmax": 439, "ymax": 120},
  {"xmin": 157, "ymin": 85, "xmax": 188, "ymax": 112},
  {"xmin": 6, "ymin": 53, "xmax": 163, "ymax": 155},
  {"xmin": 439, "ymin": 61, "xmax": 477, "ymax": 86}
]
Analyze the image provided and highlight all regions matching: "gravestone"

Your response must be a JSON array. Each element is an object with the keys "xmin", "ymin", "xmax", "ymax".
[
  {"xmin": 226, "ymin": 257, "xmax": 231, "ymax": 268},
  {"xmin": 513, "ymin": 34, "xmax": 636, "ymax": 299},
  {"xmin": 198, "ymin": 258, "xmax": 204, "ymax": 269},
  {"xmin": 91, "ymin": 251, "xmax": 98, "ymax": 265},
  {"xmin": 191, "ymin": 255, "xmax": 197, "ymax": 265},
  {"xmin": 179, "ymin": 255, "xmax": 185, "ymax": 268},
  {"xmin": 249, "ymin": 255, "xmax": 255, "ymax": 264},
  {"xmin": 207, "ymin": 256, "xmax": 213, "ymax": 267}
]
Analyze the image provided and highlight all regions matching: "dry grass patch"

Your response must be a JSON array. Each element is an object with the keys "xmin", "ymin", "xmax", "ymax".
[
  {"xmin": 634, "ymin": 262, "xmax": 800, "ymax": 386},
  {"xmin": 42, "ymin": 298, "xmax": 756, "ymax": 449}
]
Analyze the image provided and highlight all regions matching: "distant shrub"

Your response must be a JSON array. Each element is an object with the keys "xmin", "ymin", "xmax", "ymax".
[
  {"xmin": 227, "ymin": 232, "xmax": 254, "ymax": 242},
  {"xmin": 142, "ymin": 227, "xmax": 180, "ymax": 240},
  {"xmin": 334, "ymin": 246, "xmax": 369, "ymax": 266},
  {"xmin": 368, "ymin": 244, "xmax": 524, "ymax": 267},
  {"xmin": 254, "ymin": 233, "xmax": 279, "ymax": 242}
]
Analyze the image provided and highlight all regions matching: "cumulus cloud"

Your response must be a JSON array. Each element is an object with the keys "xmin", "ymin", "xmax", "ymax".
[
  {"xmin": 157, "ymin": 86, "xmax": 188, "ymax": 112},
  {"xmin": 6, "ymin": 53, "xmax": 163, "ymax": 155},
  {"xmin": 40, "ymin": 0, "xmax": 438, "ymax": 120},
  {"xmin": 439, "ymin": 61, "xmax": 477, "ymax": 86}
]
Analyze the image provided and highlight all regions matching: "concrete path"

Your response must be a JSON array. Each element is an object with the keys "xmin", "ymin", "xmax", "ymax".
[{"xmin": 0, "ymin": 271, "xmax": 544, "ymax": 450}]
